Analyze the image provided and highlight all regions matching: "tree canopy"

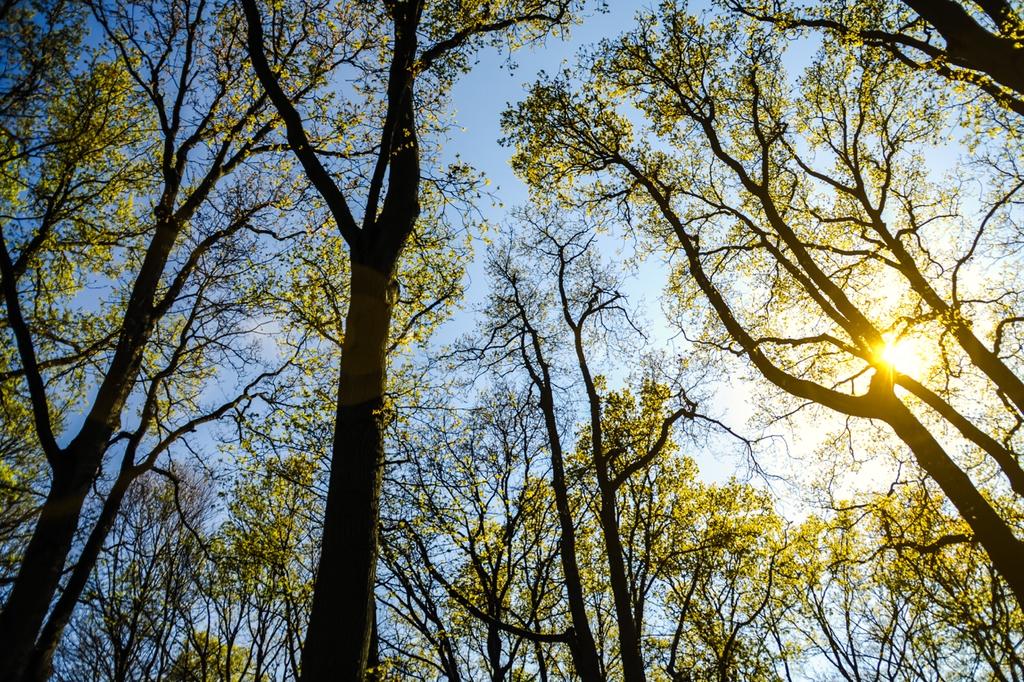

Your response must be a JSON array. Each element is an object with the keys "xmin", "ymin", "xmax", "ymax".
[{"xmin": 1, "ymin": 1, "xmax": 1022, "ymax": 680}]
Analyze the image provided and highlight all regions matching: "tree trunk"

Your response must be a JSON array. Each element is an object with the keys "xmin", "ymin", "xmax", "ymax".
[
  {"xmin": 880, "ymin": 382, "xmax": 1024, "ymax": 606},
  {"xmin": 23, "ymin": 464, "xmax": 136, "ymax": 682},
  {"xmin": 0, "ymin": 458, "xmax": 93, "ymax": 682},
  {"xmin": 300, "ymin": 263, "xmax": 393, "ymax": 682},
  {"xmin": 366, "ymin": 600, "xmax": 381, "ymax": 681},
  {"xmin": 595, "ymin": 479, "xmax": 646, "ymax": 682},
  {"xmin": 535, "ymin": 392, "xmax": 603, "ymax": 682},
  {"xmin": 487, "ymin": 619, "xmax": 505, "ymax": 682}
]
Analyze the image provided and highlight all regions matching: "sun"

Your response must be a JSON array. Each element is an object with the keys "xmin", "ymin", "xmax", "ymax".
[{"xmin": 877, "ymin": 335, "xmax": 926, "ymax": 376}]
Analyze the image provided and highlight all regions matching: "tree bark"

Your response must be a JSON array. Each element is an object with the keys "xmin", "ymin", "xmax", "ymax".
[
  {"xmin": 22, "ymin": 461, "xmax": 137, "ymax": 682},
  {"xmin": 0, "ymin": 456, "xmax": 94, "ymax": 682},
  {"xmin": 299, "ymin": 263, "xmax": 393, "ymax": 681}
]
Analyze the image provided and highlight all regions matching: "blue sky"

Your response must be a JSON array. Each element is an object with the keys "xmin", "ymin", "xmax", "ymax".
[
  {"xmin": 439, "ymin": 1, "xmax": 676, "ymax": 331},
  {"xmin": 444, "ymin": 2, "xmax": 643, "ymax": 187},
  {"xmin": 432, "ymin": 1, "xmax": 759, "ymax": 483},
  {"xmin": 429, "ymin": 2, "xmax": 926, "ymax": 497}
]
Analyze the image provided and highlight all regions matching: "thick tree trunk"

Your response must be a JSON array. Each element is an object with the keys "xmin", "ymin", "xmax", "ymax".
[
  {"xmin": 879, "ymin": 381, "xmax": 1024, "ymax": 606},
  {"xmin": 901, "ymin": 0, "xmax": 1024, "ymax": 101},
  {"xmin": 0, "ymin": 459, "xmax": 93, "ymax": 682},
  {"xmin": 23, "ymin": 464, "xmax": 136, "ymax": 682},
  {"xmin": 300, "ymin": 263, "xmax": 393, "ymax": 682}
]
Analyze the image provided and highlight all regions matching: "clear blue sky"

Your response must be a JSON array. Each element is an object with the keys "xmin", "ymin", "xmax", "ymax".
[{"xmin": 439, "ymin": 1, "xmax": 679, "ymax": 326}]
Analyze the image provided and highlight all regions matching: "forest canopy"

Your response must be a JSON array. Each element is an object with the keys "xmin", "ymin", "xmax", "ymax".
[{"xmin": 0, "ymin": 0, "xmax": 1022, "ymax": 680}]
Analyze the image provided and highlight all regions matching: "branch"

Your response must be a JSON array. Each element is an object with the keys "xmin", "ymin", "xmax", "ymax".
[
  {"xmin": 418, "ymin": 7, "xmax": 570, "ymax": 73},
  {"xmin": 240, "ymin": 0, "xmax": 360, "ymax": 246},
  {"xmin": 132, "ymin": 360, "xmax": 292, "ymax": 475},
  {"xmin": 894, "ymin": 372, "xmax": 1024, "ymax": 497},
  {"xmin": 150, "ymin": 466, "xmax": 214, "ymax": 561},
  {"xmin": 883, "ymin": 532, "xmax": 974, "ymax": 555},
  {"xmin": 407, "ymin": 529, "xmax": 571, "ymax": 645},
  {"xmin": 611, "ymin": 406, "xmax": 692, "ymax": 489},
  {"xmin": 0, "ymin": 230, "xmax": 59, "ymax": 462}
]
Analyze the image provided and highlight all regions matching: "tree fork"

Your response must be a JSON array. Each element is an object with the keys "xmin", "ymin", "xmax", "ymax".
[{"xmin": 23, "ymin": 460, "xmax": 138, "ymax": 682}]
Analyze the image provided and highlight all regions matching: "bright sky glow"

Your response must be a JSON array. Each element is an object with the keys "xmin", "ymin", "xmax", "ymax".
[{"xmin": 878, "ymin": 335, "xmax": 927, "ymax": 377}]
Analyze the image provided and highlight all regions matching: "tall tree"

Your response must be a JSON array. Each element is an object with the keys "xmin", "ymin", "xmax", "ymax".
[
  {"xmin": 729, "ymin": 0, "xmax": 1024, "ymax": 116},
  {"xmin": 502, "ymin": 0, "xmax": 1024, "ymax": 615},
  {"xmin": 464, "ymin": 214, "xmax": 724, "ymax": 680},
  {"xmin": 377, "ymin": 211, "xmax": 802, "ymax": 678},
  {"xmin": 55, "ymin": 470, "xmax": 214, "ymax": 682},
  {"xmin": 789, "ymin": 480, "xmax": 1024, "ymax": 680},
  {"xmin": 239, "ymin": 1, "xmax": 589, "ymax": 677},
  {"xmin": 380, "ymin": 387, "xmax": 567, "ymax": 680},
  {"xmin": 0, "ymin": 0, "xmax": 325, "ymax": 676}
]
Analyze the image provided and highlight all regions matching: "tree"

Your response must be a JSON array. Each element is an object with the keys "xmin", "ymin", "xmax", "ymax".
[
  {"xmin": 462, "ymin": 213, "xmax": 741, "ymax": 680},
  {"xmin": 379, "ymin": 387, "xmax": 567, "ymax": 680},
  {"xmin": 658, "ymin": 479, "xmax": 793, "ymax": 681},
  {"xmin": 11, "ymin": 2, "xmax": 1024, "ymax": 680},
  {"xmin": 0, "ymin": 0, "xmax": 82, "ymax": 596},
  {"xmin": 0, "ymin": 0, "xmax": 320, "ymax": 676},
  {"xmin": 212, "ymin": 452, "xmax": 322, "ymax": 681},
  {"xmin": 502, "ymin": 0, "xmax": 1024, "ymax": 611},
  {"xmin": 788, "ymin": 479, "xmax": 1024, "ymax": 680},
  {"xmin": 728, "ymin": 0, "xmax": 1024, "ymax": 117},
  {"xmin": 239, "ymin": 1, "xmax": 591, "ymax": 677},
  {"xmin": 55, "ymin": 469, "xmax": 213, "ymax": 682},
  {"xmin": 377, "ymin": 210, "xmax": 806, "ymax": 679}
]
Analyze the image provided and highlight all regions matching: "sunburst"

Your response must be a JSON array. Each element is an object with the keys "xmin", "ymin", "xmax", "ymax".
[{"xmin": 877, "ymin": 335, "xmax": 927, "ymax": 377}]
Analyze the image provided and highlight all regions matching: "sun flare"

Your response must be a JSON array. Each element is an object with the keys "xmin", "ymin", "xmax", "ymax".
[{"xmin": 877, "ymin": 336, "xmax": 926, "ymax": 376}]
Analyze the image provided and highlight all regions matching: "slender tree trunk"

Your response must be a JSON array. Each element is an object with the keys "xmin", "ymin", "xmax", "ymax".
[
  {"xmin": 567, "ymin": 298, "xmax": 646, "ymax": 680},
  {"xmin": 0, "ymin": 209, "xmax": 179, "ymax": 681},
  {"xmin": 535, "ymin": 640, "xmax": 549, "ymax": 682},
  {"xmin": 535, "ymin": 391, "xmax": 603, "ymax": 682},
  {"xmin": 594, "ymin": 477, "xmax": 646, "ymax": 682},
  {"xmin": 0, "ymin": 457, "xmax": 94, "ymax": 682},
  {"xmin": 300, "ymin": 263, "xmax": 393, "ymax": 682}
]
